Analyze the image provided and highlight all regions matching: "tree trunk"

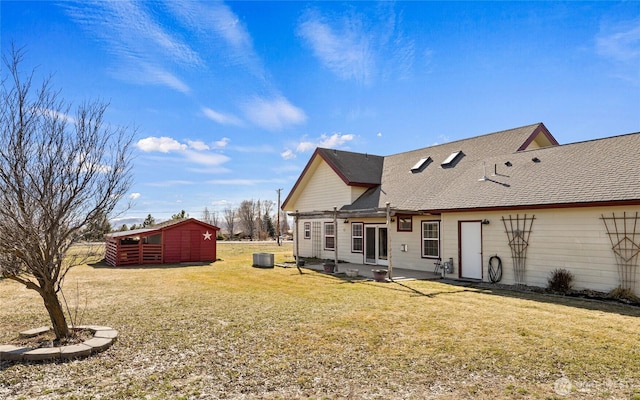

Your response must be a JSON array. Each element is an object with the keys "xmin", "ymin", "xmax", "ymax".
[{"xmin": 41, "ymin": 284, "xmax": 70, "ymax": 339}]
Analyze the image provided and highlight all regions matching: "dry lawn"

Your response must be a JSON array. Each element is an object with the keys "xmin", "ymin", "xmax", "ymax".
[{"xmin": 1, "ymin": 242, "xmax": 639, "ymax": 399}]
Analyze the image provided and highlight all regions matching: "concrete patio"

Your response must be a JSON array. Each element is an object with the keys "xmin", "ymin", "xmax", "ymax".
[{"xmin": 294, "ymin": 261, "xmax": 444, "ymax": 281}]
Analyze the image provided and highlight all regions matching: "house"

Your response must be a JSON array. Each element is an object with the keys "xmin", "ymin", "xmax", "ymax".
[
  {"xmin": 282, "ymin": 123, "xmax": 640, "ymax": 294},
  {"xmin": 104, "ymin": 218, "xmax": 219, "ymax": 266}
]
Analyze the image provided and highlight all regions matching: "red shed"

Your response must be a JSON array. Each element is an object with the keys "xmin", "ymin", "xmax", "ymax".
[{"xmin": 104, "ymin": 218, "xmax": 220, "ymax": 266}]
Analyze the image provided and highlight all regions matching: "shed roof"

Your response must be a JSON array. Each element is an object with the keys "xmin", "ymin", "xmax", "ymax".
[{"xmin": 105, "ymin": 218, "xmax": 219, "ymax": 239}]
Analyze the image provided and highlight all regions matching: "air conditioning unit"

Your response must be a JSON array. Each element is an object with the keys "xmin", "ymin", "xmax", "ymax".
[{"xmin": 253, "ymin": 252, "xmax": 274, "ymax": 268}]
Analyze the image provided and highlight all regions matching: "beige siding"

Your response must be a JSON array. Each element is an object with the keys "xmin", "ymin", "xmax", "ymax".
[
  {"xmin": 350, "ymin": 186, "xmax": 368, "ymax": 203},
  {"xmin": 441, "ymin": 206, "xmax": 640, "ymax": 294},
  {"xmin": 391, "ymin": 216, "xmax": 442, "ymax": 271},
  {"xmin": 294, "ymin": 161, "xmax": 353, "ymax": 212},
  {"xmin": 294, "ymin": 191, "xmax": 639, "ymax": 294}
]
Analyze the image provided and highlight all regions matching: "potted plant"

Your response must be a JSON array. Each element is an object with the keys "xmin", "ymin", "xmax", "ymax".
[
  {"xmin": 372, "ymin": 269, "xmax": 388, "ymax": 282},
  {"xmin": 323, "ymin": 260, "xmax": 335, "ymax": 273}
]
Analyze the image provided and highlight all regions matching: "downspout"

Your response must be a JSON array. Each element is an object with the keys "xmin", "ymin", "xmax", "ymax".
[
  {"xmin": 333, "ymin": 206, "xmax": 339, "ymax": 273},
  {"xmin": 386, "ymin": 202, "xmax": 393, "ymax": 280}
]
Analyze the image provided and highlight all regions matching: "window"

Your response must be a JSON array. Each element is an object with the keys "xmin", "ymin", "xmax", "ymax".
[
  {"xmin": 422, "ymin": 221, "xmax": 440, "ymax": 258},
  {"xmin": 410, "ymin": 156, "xmax": 432, "ymax": 173},
  {"xmin": 351, "ymin": 223, "xmax": 363, "ymax": 253},
  {"xmin": 304, "ymin": 222, "xmax": 311, "ymax": 239},
  {"xmin": 324, "ymin": 222, "xmax": 335, "ymax": 250},
  {"xmin": 441, "ymin": 150, "xmax": 464, "ymax": 168},
  {"xmin": 397, "ymin": 216, "xmax": 412, "ymax": 232}
]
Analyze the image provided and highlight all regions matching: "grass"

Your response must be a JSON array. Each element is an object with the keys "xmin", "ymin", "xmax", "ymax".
[{"xmin": 1, "ymin": 241, "xmax": 639, "ymax": 399}]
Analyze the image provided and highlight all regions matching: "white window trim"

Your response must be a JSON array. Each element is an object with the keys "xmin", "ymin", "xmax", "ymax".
[
  {"xmin": 324, "ymin": 222, "xmax": 335, "ymax": 250},
  {"xmin": 304, "ymin": 222, "xmax": 311, "ymax": 239},
  {"xmin": 351, "ymin": 222, "xmax": 363, "ymax": 253},
  {"xmin": 421, "ymin": 221, "xmax": 440, "ymax": 258}
]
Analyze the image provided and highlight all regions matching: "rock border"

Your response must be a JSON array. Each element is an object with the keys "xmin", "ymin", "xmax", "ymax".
[{"xmin": 0, "ymin": 325, "xmax": 117, "ymax": 362}]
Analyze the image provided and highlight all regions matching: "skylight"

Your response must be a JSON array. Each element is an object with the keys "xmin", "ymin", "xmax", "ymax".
[
  {"xmin": 410, "ymin": 156, "xmax": 432, "ymax": 172},
  {"xmin": 441, "ymin": 151, "xmax": 464, "ymax": 168}
]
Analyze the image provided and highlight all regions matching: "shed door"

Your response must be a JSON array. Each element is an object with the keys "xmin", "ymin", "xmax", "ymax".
[
  {"xmin": 180, "ymin": 231, "xmax": 202, "ymax": 262},
  {"xmin": 190, "ymin": 230, "xmax": 201, "ymax": 261},
  {"xmin": 460, "ymin": 221, "xmax": 482, "ymax": 279},
  {"xmin": 181, "ymin": 232, "xmax": 191, "ymax": 261}
]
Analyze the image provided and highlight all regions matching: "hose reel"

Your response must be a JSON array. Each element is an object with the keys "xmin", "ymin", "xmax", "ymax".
[{"xmin": 488, "ymin": 255, "xmax": 502, "ymax": 283}]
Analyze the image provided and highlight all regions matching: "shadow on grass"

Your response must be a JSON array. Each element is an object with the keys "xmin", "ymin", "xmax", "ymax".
[
  {"xmin": 297, "ymin": 266, "xmax": 640, "ymax": 317},
  {"xmin": 88, "ymin": 259, "xmax": 217, "ymax": 270},
  {"xmin": 298, "ymin": 267, "xmax": 472, "ymax": 298},
  {"xmin": 467, "ymin": 283, "xmax": 640, "ymax": 317}
]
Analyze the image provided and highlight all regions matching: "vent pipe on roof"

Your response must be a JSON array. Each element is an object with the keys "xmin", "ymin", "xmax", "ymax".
[{"xmin": 478, "ymin": 162, "xmax": 488, "ymax": 182}]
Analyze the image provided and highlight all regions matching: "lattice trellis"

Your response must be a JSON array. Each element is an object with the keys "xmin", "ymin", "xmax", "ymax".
[
  {"xmin": 502, "ymin": 214, "xmax": 535, "ymax": 286},
  {"xmin": 601, "ymin": 212, "xmax": 640, "ymax": 292}
]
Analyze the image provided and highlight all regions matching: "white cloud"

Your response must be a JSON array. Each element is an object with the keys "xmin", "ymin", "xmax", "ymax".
[
  {"xmin": 206, "ymin": 178, "xmax": 284, "ymax": 186},
  {"xmin": 296, "ymin": 141, "xmax": 316, "ymax": 153},
  {"xmin": 297, "ymin": 4, "xmax": 415, "ymax": 86},
  {"xmin": 242, "ymin": 96, "xmax": 307, "ymax": 130},
  {"xmin": 377, "ymin": 132, "xmax": 383, "ymax": 137},
  {"xmin": 281, "ymin": 149, "xmax": 296, "ymax": 160},
  {"xmin": 295, "ymin": 133, "xmax": 356, "ymax": 153},
  {"xmin": 146, "ymin": 180, "xmax": 195, "ymax": 187},
  {"xmin": 136, "ymin": 136, "xmax": 231, "ymax": 168},
  {"xmin": 202, "ymin": 107, "xmax": 243, "ymax": 126},
  {"xmin": 39, "ymin": 108, "xmax": 76, "ymax": 124},
  {"xmin": 596, "ymin": 19, "xmax": 640, "ymax": 62},
  {"xmin": 232, "ymin": 144, "xmax": 276, "ymax": 153},
  {"xmin": 129, "ymin": 192, "xmax": 141, "ymax": 200},
  {"xmin": 63, "ymin": 1, "xmax": 202, "ymax": 93},
  {"xmin": 596, "ymin": 18, "xmax": 640, "ymax": 84},
  {"xmin": 136, "ymin": 136, "xmax": 187, "ymax": 153},
  {"xmin": 213, "ymin": 137, "xmax": 231, "ymax": 148},
  {"xmin": 187, "ymin": 140, "xmax": 210, "ymax": 151},
  {"xmin": 163, "ymin": 1, "xmax": 264, "ymax": 77},
  {"xmin": 318, "ymin": 133, "xmax": 355, "ymax": 148},
  {"xmin": 137, "ymin": 62, "xmax": 191, "ymax": 94},
  {"xmin": 297, "ymin": 14, "xmax": 373, "ymax": 85},
  {"xmin": 183, "ymin": 150, "xmax": 230, "ymax": 166}
]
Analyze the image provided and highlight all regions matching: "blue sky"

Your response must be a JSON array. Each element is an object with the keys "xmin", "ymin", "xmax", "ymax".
[{"xmin": 3, "ymin": 1, "xmax": 639, "ymax": 225}]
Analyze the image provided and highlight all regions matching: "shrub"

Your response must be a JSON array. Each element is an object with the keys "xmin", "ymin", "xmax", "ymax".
[
  {"xmin": 547, "ymin": 268, "xmax": 574, "ymax": 294},
  {"xmin": 607, "ymin": 286, "xmax": 640, "ymax": 302}
]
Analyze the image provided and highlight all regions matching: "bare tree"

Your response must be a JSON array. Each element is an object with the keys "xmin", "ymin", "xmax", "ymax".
[
  {"xmin": 0, "ymin": 47, "xmax": 134, "ymax": 340},
  {"xmin": 223, "ymin": 207, "xmax": 236, "ymax": 239},
  {"xmin": 211, "ymin": 210, "xmax": 220, "ymax": 227},
  {"xmin": 201, "ymin": 207, "xmax": 219, "ymax": 227},
  {"xmin": 238, "ymin": 200, "xmax": 258, "ymax": 240}
]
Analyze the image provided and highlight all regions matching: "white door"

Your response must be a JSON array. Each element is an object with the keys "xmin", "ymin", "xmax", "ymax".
[
  {"xmin": 364, "ymin": 226, "xmax": 388, "ymax": 266},
  {"xmin": 460, "ymin": 221, "xmax": 482, "ymax": 279}
]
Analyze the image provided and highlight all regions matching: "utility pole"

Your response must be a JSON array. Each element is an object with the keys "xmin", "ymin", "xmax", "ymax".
[{"xmin": 276, "ymin": 188, "xmax": 282, "ymax": 246}]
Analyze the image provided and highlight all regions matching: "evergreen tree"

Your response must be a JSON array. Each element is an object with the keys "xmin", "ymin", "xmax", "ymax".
[
  {"xmin": 171, "ymin": 210, "xmax": 188, "ymax": 220},
  {"xmin": 142, "ymin": 214, "xmax": 156, "ymax": 227}
]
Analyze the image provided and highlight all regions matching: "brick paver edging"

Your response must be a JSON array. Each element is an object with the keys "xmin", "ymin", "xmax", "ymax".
[{"xmin": 0, "ymin": 325, "xmax": 118, "ymax": 362}]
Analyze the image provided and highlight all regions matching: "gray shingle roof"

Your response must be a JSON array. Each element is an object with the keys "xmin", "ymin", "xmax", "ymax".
[
  {"xmin": 344, "ymin": 123, "xmax": 640, "ymax": 212},
  {"xmin": 316, "ymin": 148, "xmax": 384, "ymax": 186}
]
